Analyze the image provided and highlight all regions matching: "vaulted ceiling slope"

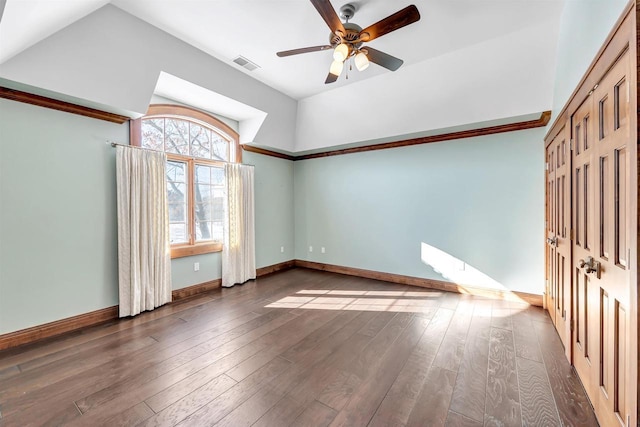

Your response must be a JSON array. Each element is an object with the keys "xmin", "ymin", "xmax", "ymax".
[{"xmin": 0, "ymin": 0, "xmax": 564, "ymax": 153}]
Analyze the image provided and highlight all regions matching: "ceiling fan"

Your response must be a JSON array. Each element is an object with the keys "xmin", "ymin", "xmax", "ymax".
[{"xmin": 276, "ymin": 0, "xmax": 420, "ymax": 84}]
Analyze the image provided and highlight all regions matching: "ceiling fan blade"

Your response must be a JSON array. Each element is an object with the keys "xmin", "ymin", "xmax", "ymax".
[
  {"xmin": 277, "ymin": 45, "xmax": 333, "ymax": 57},
  {"xmin": 310, "ymin": 0, "xmax": 346, "ymax": 36},
  {"xmin": 364, "ymin": 47, "xmax": 404, "ymax": 71},
  {"xmin": 325, "ymin": 72, "xmax": 339, "ymax": 84},
  {"xmin": 358, "ymin": 5, "xmax": 420, "ymax": 42}
]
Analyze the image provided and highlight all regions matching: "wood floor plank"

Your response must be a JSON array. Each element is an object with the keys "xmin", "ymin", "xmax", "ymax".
[
  {"xmin": 448, "ymin": 309, "xmax": 491, "ymax": 423},
  {"xmin": 368, "ymin": 308, "xmax": 453, "ymax": 426},
  {"xmin": 511, "ymin": 311, "xmax": 543, "ymax": 363},
  {"xmin": 18, "ymin": 402, "xmax": 83, "ymax": 427},
  {"xmin": 316, "ymin": 369, "xmax": 361, "ymax": 411},
  {"xmin": 55, "ymin": 314, "xmax": 301, "ymax": 427},
  {"xmin": 356, "ymin": 310, "xmax": 396, "ymax": 337},
  {"xmin": 102, "ymin": 402, "xmax": 155, "ymax": 427},
  {"xmin": 0, "ymin": 336, "xmax": 159, "ymax": 424},
  {"xmin": 0, "ymin": 335, "xmax": 157, "ymax": 402},
  {"xmin": 349, "ymin": 312, "xmax": 413, "ymax": 380},
  {"xmin": 291, "ymin": 400, "xmax": 337, "ymax": 427},
  {"xmin": 440, "ymin": 292, "xmax": 461, "ymax": 310},
  {"xmin": 532, "ymin": 320, "xmax": 599, "ymax": 427},
  {"xmin": 328, "ymin": 316, "xmax": 430, "ymax": 426},
  {"xmin": 405, "ymin": 366, "xmax": 457, "ymax": 427},
  {"xmin": 74, "ymin": 309, "xmax": 299, "ymax": 414},
  {"xmin": 224, "ymin": 309, "xmax": 341, "ymax": 382},
  {"xmin": 0, "ymin": 294, "xmax": 217, "ymax": 372},
  {"xmin": 140, "ymin": 374, "xmax": 237, "ymax": 426},
  {"xmin": 0, "ymin": 365, "xmax": 20, "ymax": 381},
  {"xmin": 273, "ymin": 332, "xmax": 374, "ymax": 407},
  {"xmin": 432, "ymin": 300, "xmax": 474, "ymax": 372},
  {"xmin": 516, "ymin": 356, "xmax": 561, "ymax": 426},
  {"xmin": 144, "ymin": 369, "xmax": 237, "ymax": 414},
  {"xmin": 523, "ymin": 306, "xmax": 552, "ymax": 324},
  {"xmin": 484, "ymin": 327, "xmax": 521, "ymax": 427},
  {"xmin": 281, "ymin": 310, "xmax": 378, "ymax": 370},
  {"xmin": 0, "ymin": 269, "xmax": 599, "ymax": 427},
  {"xmin": 491, "ymin": 308, "xmax": 513, "ymax": 331},
  {"xmin": 0, "ymin": 308, "xmax": 287, "ymax": 422},
  {"xmin": 249, "ymin": 313, "xmax": 381, "ymax": 425},
  {"xmin": 174, "ymin": 357, "xmax": 291, "ymax": 426},
  {"xmin": 279, "ymin": 310, "xmax": 360, "ymax": 363},
  {"xmin": 445, "ymin": 410, "xmax": 483, "ymax": 427},
  {"xmin": 17, "ymin": 314, "xmax": 187, "ymax": 373},
  {"xmin": 213, "ymin": 384, "xmax": 285, "ymax": 427},
  {"xmin": 252, "ymin": 395, "xmax": 305, "ymax": 427}
]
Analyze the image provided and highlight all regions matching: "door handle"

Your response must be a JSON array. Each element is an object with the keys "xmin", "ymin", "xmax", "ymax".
[
  {"xmin": 547, "ymin": 236, "xmax": 558, "ymax": 246},
  {"xmin": 578, "ymin": 256, "xmax": 601, "ymax": 278}
]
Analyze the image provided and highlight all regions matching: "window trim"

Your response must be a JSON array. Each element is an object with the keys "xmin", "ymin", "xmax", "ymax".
[{"xmin": 130, "ymin": 104, "xmax": 240, "ymax": 258}]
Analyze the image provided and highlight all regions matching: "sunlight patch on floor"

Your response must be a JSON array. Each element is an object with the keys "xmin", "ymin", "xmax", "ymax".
[
  {"xmin": 265, "ymin": 292, "xmax": 441, "ymax": 313},
  {"xmin": 295, "ymin": 289, "xmax": 443, "ymax": 297}
]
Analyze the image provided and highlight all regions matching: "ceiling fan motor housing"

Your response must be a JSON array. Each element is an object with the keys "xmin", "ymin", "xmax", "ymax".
[{"xmin": 329, "ymin": 22, "xmax": 363, "ymax": 48}]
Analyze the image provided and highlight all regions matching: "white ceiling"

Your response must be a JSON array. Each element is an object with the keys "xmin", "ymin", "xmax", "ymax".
[{"xmin": 0, "ymin": 0, "xmax": 564, "ymax": 100}]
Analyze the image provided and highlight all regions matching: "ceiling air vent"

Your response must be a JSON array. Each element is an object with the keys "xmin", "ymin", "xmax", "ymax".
[{"xmin": 233, "ymin": 56, "xmax": 260, "ymax": 71}]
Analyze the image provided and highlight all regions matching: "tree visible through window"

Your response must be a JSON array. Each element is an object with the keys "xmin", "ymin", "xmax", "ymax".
[{"xmin": 131, "ymin": 104, "xmax": 240, "ymax": 258}]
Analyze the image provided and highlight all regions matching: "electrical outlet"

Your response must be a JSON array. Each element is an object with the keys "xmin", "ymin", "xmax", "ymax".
[
  {"xmin": 321, "ymin": 247, "xmax": 325, "ymax": 253},
  {"xmin": 194, "ymin": 262, "xmax": 200, "ymax": 272},
  {"xmin": 280, "ymin": 246, "xmax": 284, "ymax": 253},
  {"xmin": 309, "ymin": 246, "xmax": 313, "ymax": 252}
]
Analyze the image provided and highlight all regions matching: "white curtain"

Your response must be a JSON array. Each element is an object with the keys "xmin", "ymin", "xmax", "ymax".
[
  {"xmin": 222, "ymin": 163, "xmax": 256, "ymax": 287},
  {"xmin": 116, "ymin": 146, "xmax": 172, "ymax": 317}
]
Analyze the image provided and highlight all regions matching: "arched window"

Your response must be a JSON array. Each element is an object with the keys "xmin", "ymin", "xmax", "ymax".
[{"xmin": 131, "ymin": 104, "xmax": 240, "ymax": 258}]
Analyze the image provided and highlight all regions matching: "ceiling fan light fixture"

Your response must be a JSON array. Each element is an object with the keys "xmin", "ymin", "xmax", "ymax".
[
  {"xmin": 355, "ymin": 51, "xmax": 369, "ymax": 71},
  {"xmin": 333, "ymin": 43, "xmax": 349, "ymax": 62},
  {"xmin": 329, "ymin": 59, "xmax": 344, "ymax": 76}
]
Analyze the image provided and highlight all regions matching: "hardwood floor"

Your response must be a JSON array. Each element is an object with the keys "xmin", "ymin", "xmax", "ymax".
[{"xmin": 0, "ymin": 268, "xmax": 598, "ymax": 427}]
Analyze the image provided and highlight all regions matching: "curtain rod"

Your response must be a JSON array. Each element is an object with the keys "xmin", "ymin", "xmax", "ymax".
[{"xmin": 106, "ymin": 140, "xmax": 254, "ymax": 167}]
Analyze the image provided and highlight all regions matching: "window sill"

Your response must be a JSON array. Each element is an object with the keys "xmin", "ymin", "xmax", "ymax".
[{"xmin": 171, "ymin": 242, "xmax": 222, "ymax": 259}]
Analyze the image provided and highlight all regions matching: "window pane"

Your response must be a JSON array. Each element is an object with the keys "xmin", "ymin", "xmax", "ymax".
[
  {"xmin": 196, "ymin": 182, "xmax": 211, "ymax": 200},
  {"xmin": 195, "ymin": 164, "xmax": 211, "ymax": 185},
  {"xmin": 195, "ymin": 220, "xmax": 212, "ymax": 241},
  {"xmin": 212, "ymin": 188, "xmax": 224, "ymax": 222},
  {"xmin": 212, "ymin": 167, "xmax": 225, "ymax": 186},
  {"xmin": 195, "ymin": 221, "xmax": 223, "ymax": 242},
  {"xmin": 190, "ymin": 124, "xmax": 211, "ymax": 159},
  {"xmin": 211, "ymin": 221, "xmax": 223, "ymax": 242},
  {"xmin": 165, "ymin": 119, "xmax": 189, "ymax": 155},
  {"xmin": 168, "ymin": 203, "xmax": 185, "ymax": 222},
  {"xmin": 211, "ymin": 133, "xmax": 229, "ymax": 161},
  {"xmin": 169, "ymin": 224, "xmax": 187, "ymax": 244},
  {"xmin": 194, "ymin": 202, "xmax": 212, "ymax": 220},
  {"xmin": 194, "ymin": 163, "xmax": 224, "ymax": 242},
  {"xmin": 166, "ymin": 160, "xmax": 185, "ymax": 182},
  {"xmin": 167, "ymin": 183, "xmax": 186, "ymax": 202},
  {"xmin": 166, "ymin": 160, "xmax": 187, "ymax": 244},
  {"xmin": 141, "ymin": 118, "xmax": 164, "ymax": 150}
]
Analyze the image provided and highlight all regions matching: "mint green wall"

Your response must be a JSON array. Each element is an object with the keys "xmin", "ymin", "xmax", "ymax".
[
  {"xmin": 294, "ymin": 129, "xmax": 545, "ymax": 295},
  {"xmin": 244, "ymin": 151, "xmax": 295, "ymax": 268},
  {"xmin": 550, "ymin": 0, "xmax": 628, "ymax": 123},
  {"xmin": 171, "ymin": 253, "xmax": 221, "ymax": 289},
  {"xmin": 0, "ymin": 100, "xmax": 124, "ymax": 334},
  {"xmin": 0, "ymin": 100, "xmax": 295, "ymax": 334}
]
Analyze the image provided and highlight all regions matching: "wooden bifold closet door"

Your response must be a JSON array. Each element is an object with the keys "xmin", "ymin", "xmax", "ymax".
[
  {"xmin": 544, "ymin": 124, "xmax": 571, "ymax": 361},
  {"xmin": 544, "ymin": 4, "xmax": 638, "ymax": 426},
  {"xmin": 571, "ymin": 47, "xmax": 634, "ymax": 427}
]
